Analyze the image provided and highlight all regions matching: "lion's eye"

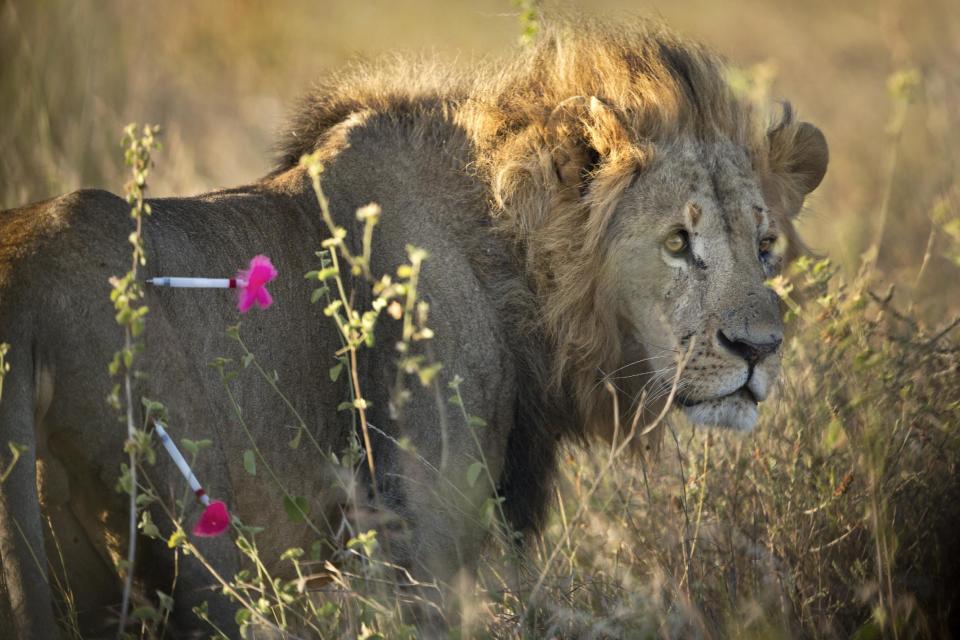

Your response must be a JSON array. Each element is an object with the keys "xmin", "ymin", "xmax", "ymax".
[{"xmin": 664, "ymin": 229, "xmax": 689, "ymax": 255}]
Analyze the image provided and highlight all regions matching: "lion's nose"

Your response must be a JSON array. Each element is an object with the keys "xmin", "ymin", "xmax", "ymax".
[{"xmin": 716, "ymin": 330, "xmax": 782, "ymax": 366}]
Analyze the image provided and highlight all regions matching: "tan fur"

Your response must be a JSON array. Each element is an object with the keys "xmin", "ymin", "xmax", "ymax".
[{"xmin": 688, "ymin": 203, "xmax": 703, "ymax": 227}]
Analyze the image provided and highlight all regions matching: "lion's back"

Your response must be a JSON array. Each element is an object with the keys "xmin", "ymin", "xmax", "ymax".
[
  {"xmin": 0, "ymin": 190, "xmax": 132, "ymax": 358},
  {"xmin": 0, "ymin": 190, "xmax": 127, "ymax": 290}
]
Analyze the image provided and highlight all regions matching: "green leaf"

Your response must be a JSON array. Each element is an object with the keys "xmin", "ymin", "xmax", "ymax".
[
  {"xmin": 323, "ymin": 300, "xmax": 343, "ymax": 317},
  {"xmin": 280, "ymin": 547, "xmax": 304, "ymax": 561},
  {"xmin": 156, "ymin": 590, "xmax": 174, "ymax": 613},
  {"xmin": 235, "ymin": 608, "xmax": 252, "ymax": 626},
  {"xmin": 329, "ymin": 362, "xmax": 344, "ymax": 382},
  {"xmin": 347, "ymin": 529, "xmax": 379, "ymax": 556},
  {"xmin": 467, "ymin": 461, "xmax": 484, "ymax": 488},
  {"xmin": 243, "ymin": 450, "xmax": 256, "ymax": 476},
  {"xmin": 288, "ymin": 427, "xmax": 303, "ymax": 449},
  {"xmin": 417, "ymin": 362, "xmax": 443, "ymax": 387},
  {"xmin": 467, "ymin": 415, "xmax": 487, "ymax": 429},
  {"xmin": 239, "ymin": 524, "xmax": 264, "ymax": 536},
  {"xmin": 192, "ymin": 601, "xmax": 209, "ymax": 618},
  {"xmin": 283, "ymin": 495, "xmax": 309, "ymax": 523},
  {"xmin": 181, "ymin": 439, "xmax": 199, "ymax": 457},
  {"xmin": 317, "ymin": 267, "xmax": 340, "ymax": 281},
  {"xmin": 242, "ymin": 353, "xmax": 254, "ymax": 368},
  {"xmin": 180, "ymin": 438, "xmax": 212, "ymax": 458},
  {"xmin": 131, "ymin": 606, "xmax": 160, "ymax": 621},
  {"xmin": 310, "ymin": 286, "xmax": 329, "ymax": 304},
  {"xmin": 208, "ymin": 356, "xmax": 233, "ymax": 371},
  {"xmin": 851, "ymin": 620, "xmax": 882, "ymax": 640},
  {"xmin": 139, "ymin": 511, "xmax": 160, "ymax": 538},
  {"xmin": 482, "ymin": 495, "xmax": 506, "ymax": 526},
  {"xmin": 141, "ymin": 397, "xmax": 165, "ymax": 414},
  {"xmin": 336, "ymin": 401, "xmax": 354, "ymax": 412}
]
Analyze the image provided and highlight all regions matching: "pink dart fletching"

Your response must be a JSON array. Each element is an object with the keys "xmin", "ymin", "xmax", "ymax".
[
  {"xmin": 237, "ymin": 255, "xmax": 278, "ymax": 313},
  {"xmin": 193, "ymin": 500, "xmax": 230, "ymax": 537}
]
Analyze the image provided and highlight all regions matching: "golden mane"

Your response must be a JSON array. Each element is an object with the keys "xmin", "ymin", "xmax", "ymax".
[{"xmin": 276, "ymin": 18, "xmax": 811, "ymax": 436}]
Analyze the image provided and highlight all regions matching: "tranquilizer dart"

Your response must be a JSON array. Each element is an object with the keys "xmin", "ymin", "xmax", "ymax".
[
  {"xmin": 153, "ymin": 420, "xmax": 231, "ymax": 537},
  {"xmin": 146, "ymin": 254, "xmax": 278, "ymax": 313}
]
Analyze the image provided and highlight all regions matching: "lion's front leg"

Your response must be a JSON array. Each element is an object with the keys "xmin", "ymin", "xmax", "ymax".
[
  {"xmin": 354, "ymin": 372, "xmax": 513, "ymax": 632},
  {"xmin": 355, "ymin": 451, "xmax": 491, "ymax": 632}
]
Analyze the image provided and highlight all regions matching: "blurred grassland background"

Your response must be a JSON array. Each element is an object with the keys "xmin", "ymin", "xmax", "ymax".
[
  {"xmin": 2, "ymin": 0, "xmax": 959, "ymax": 316},
  {"xmin": 3, "ymin": 1, "xmax": 960, "ymax": 638}
]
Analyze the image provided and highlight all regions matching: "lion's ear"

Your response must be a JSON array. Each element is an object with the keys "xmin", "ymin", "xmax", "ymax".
[
  {"xmin": 547, "ymin": 96, "xmax": 628, "ymax": 194},
  {"xmin": 766, "ymin": 117, "xmax": 829, "ymax": 217}
]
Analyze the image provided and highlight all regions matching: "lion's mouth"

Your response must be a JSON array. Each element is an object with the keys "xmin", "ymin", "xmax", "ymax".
[
  {"xmin": 676, "ymin": 387, "xmax": 761, "ymax": 430},
  {"xmin": 676, "ymin": 385, "xmax": 758, "ymax": 408}
]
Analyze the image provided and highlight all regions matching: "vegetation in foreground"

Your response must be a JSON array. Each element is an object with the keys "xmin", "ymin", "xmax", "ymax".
[{"xmin": 18, "ymin": 133, "xmax": 958, "ymax": 640}]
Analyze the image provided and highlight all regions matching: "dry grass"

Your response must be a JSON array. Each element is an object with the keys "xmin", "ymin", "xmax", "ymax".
[
  {"xmin": 2, "ymin": 1, "xmax": 959, "ymax": 637},
  {"xmin": 498, "ymin": 257, "xmax": 960, "ymax": 637}
]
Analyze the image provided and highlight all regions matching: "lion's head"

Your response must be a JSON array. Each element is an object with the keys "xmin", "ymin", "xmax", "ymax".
[{"xmin": 476, "ymin": 21, "xmax": 828, "ymax": 434}]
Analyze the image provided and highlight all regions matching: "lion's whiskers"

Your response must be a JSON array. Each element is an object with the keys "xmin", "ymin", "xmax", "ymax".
[
  {"xmin": 628, "ymin": 371, "xmax": 690, "ymax": 418},
  {"xmin": 632, "ymin": 339, "xmax": 682, "ymax": 355},
  {"xmin": 611, "ymin": 363, "xmax": 674, "ymax": 382},
  {"xmin": 593, "ymin": 352, "xmax": 674, "ymax": 394}
]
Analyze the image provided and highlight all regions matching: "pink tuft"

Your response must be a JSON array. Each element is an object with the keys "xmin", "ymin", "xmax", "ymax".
[
  {"xmin": 236, "ymin": 255, "xmax": 278, "ymax": 313},
  {"xmin": 193, "ymin": 500, "xmax": 230, "ymax": 537}
]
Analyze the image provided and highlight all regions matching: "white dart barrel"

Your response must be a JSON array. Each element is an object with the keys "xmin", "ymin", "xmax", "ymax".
[
  {"xmin": 147, "ymin": 277, "xmax": 244, "ymax": 288},
  {"xmin": 153, "ymin": 421, "xmax": 210, "ymax": 505}
]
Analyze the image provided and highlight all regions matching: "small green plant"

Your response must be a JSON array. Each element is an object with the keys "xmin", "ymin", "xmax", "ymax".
[
  {"xmin": 300, "ymin": 150, "xmax": 440, "ymax": 487},
  {"xmin": 513, "ymin": 0, "xmax": 541, "ymax": 45},
  {"xmin": 109, "ymin": 122, "xmax": 161, "ymax": 636},
  {"xmin": 930, "ymin": 185, "xmax": 960, "ymax": 268},
  {"xmin": 110, "ymin": 149, "xmax": 448, "ymax": 638}
]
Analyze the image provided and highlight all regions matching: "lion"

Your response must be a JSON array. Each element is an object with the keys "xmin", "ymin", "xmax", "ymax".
[{"xmin": 0, "ymin": 19, "xmax": 827, "ymax": 638}]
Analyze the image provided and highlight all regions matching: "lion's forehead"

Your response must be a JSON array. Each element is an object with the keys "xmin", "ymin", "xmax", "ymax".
[{"xmin": 652, "ymin": 140, "xmax": 767, "ymax": 235}]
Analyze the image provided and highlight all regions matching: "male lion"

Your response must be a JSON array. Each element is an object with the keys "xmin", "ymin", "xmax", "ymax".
[{"xmin": 0, "ymin": 20, "xmax": 827, "ymax": 638}]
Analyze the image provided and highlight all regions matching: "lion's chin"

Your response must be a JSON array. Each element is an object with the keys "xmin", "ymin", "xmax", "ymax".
[{"xmin": 680, "ymin": 388, "xmax": 759, "ymax": 431}]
